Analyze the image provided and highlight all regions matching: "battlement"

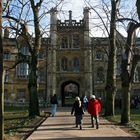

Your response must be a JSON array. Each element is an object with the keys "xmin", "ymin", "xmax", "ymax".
[{"xmin": 57, "ymin": 19, "xmax": 84, "ymax": 27}]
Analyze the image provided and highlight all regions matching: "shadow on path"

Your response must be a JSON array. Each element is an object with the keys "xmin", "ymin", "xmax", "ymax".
[
  {"xmin": 33, "ymin": 137, "xmax": 139, "ymax": 140},
  {"xmin": 27, "ymin": 108, "xmax": 139, "ymax": 140}
]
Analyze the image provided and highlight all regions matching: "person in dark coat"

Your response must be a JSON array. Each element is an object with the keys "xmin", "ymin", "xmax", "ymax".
[
  {"xmin": 88, "ymin": 95, "xmax": 101, "ymax": 129},
  {"xmin": 50, "ymin": 94, "xmax": 58, "ymax": 117},
  {"xmin": 71, "ymin": 96, "xmax": 84, "ymax": 130}
]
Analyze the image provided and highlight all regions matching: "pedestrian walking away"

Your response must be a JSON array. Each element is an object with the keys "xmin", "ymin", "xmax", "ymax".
[
  {"xmin": 98, "ymin": 97, "xmax": 102, "ymax": 110},
  {"xmin": 82, "ymin": 95, "xmax": 89, "ymax": 111},
  {"xmin": 88, "ymin": 94, "xmax": 101, "ymax": 129},
  {"xmin": 50, "ymin": 94, "xmax": 58, "ymax": 117},
  {"xmin": 71, "ymin": 96, "xmax": 84, "ymax": 130}
]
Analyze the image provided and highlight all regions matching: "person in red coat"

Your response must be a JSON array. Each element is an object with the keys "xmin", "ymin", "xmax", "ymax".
[{"xmin": 88, "ymin": 95, "xmax": 101, "ymax": 129}]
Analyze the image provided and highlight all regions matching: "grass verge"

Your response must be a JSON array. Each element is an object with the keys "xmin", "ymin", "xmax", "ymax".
[
  {"xmin": 105, "ymin": 108, "xmax": 140, "ymax": 137},
  {"xmin": 4, "ymin": 110, "xmax": 50, "ymax": 140}
]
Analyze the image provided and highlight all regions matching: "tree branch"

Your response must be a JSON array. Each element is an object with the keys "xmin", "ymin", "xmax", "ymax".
[
  {"xmin": 84, "ymin": 0, "xmax": 110, "ymax": 36},
  {"xmin": 9, "ymin": 52, "xmax": 30, "ymax": 69},
  {"xmin": 117, "ymin": 18, "xmax": 138, "ymax": 24}
]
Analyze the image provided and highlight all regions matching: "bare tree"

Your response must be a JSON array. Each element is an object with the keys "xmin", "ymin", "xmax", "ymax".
[
  {"xmin": 136, "ymin": 0, "xmax": 140, "ymax": 21},
  {"xmin": 3, "ymin": 0, "xmax": 64, "ymax": 117},
  {"xmin": 119, "ymin": 0, "xmax": 140, "ymax": 124},
  {"xmin": 4, "ymin": 0, "xmax": 44, "ymax": 117},
  {"xmin": 0, "ymin": 0, "xmax": 12, "ymax": 139},
  {"xmin": 120, "ymin": 21, "xmax": 140, "ymax": 124},
  {"xmin": 84, "ymin": 0, "xmax": 140, "ymax": 119},
  {"xmin": 104, "ymin": 0, "xmax": 121, "ymax": 116},
  {"xmin": 84, "ymin": 0, "xmax": 120, "ymax": 116}
]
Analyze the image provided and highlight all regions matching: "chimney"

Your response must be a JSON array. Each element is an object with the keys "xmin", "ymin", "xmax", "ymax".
[
  {"xmin": 4, "ymin": 27, "xmax": 9, "ymax": 38},
  {"xmin": 83, "ymin": 7, "xmax": 90, "ymax": 30},
  {"xmin": 69, "ymin": 10, "xmax": 72, "ymax": 23},
  {"xmin": 50, "ymin": 7, "xmax": 57, "ymax": 31}
]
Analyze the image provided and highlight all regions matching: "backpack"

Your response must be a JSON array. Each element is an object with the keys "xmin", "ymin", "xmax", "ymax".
[{"xmin": 50, "ymin": 96, "xmax": 58, "ymax": 104}]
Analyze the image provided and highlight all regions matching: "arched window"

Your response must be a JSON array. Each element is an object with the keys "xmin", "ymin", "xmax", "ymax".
[
  {"xmin": 37, "ymin": 68, "xmax": 45, "ymax": 83},
  {"xmin": 73, "ymin": 57, "xmax": 80, "ymax": 72},
  {"xmin": 17, "ymin": 63, "xmax": 29, "ymax": 78},
  {"xmin": 61, "ymin": 36, "xmax": 68, "ymax": 48},
  {"xmin": 134, "ymin": 66, "xmax": 140, "ymax": 83},
  {"xmin": 116, "ymin": 57, "xmax": 121, "ymax": 76},
  {"xmin": 61, "ymin": 57, "xmax": 68, "ymax": 71},
  {"xmin": 3, "ymin": 51, "xmax": 11, "ymax": 60},
  {"xmin": 95, "ymin": 50, "xmax": 104, "ymax": 60},
  {"xmin": 96, "ymin": 67, "xmax": 104, "ymax": 83},
  {"xmin": 17, "ymin": 89, "xmax": 25, "ymax": 102},
  {"xmin": 20, "ymin": 46, "xmax": 29, "ymax": 55},
  {"xmin": 72, "ymin": 34, "xmax": 80, "ymax": 48},
  {"xmin": 4, "ymin": 69, "xmax": 9, "ymax": 83},
  {"xmin": 38, "ymin": 50, "xmax": 46, "ymax": 59},
  {"xmin": 16, "ymin": 46, "xmax": 29, "ymax": 78},
  {"xmin": 56, "ymin": 60, "xmax": 60, "ymax": 71},
  {"xmin": 4, "ymin": 89, "xmax": 8, "ymax": 101}
]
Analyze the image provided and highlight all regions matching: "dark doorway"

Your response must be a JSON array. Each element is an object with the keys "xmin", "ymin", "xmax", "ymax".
[{"xmin": 61, "ymin": 81, "xmax": 79, "ymax": 106}]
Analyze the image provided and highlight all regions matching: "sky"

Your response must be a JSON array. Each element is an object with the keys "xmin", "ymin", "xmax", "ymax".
[
  {"xmin": 58, "ymin": 0, "xmax": 86, "ymax": 20},
  {"xmin": 56, "ymin": 0, "xmax": 138, "ymax": 37},
  {"xmin": 4, "ymin": 0, "xmax": 138, "ymax": 38},
  {"xmin": 58, "ymin": 0, "xmax": 136, "ymax": 19}
]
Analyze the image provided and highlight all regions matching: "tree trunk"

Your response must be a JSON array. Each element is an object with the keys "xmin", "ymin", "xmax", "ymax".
[
  {"xmin": 121, "ymin": 58, "xmax": 131, "ymax": 124},
  {"xmin": 136, "ymin": 0, "xmax": 140, "ymax": 21},
  {"xmin": 121, "ymin": 22, "xmax": 137, "ymax": 124},
  {"xmin": 28, "ymin": 0, "xmax": 42, "ymax": 116},
  {"xmin": 105, "ymin": 0, "xmax": 117, "ymax": 116},
  {"xmin": 0, "ymin": 0, "xmax": 4, "ymax": 139},
  {"xmin": 105, "ymin": 88, "xmax": 116, "ymax": 116},
  {"xmin": 28, "ymin": 55, "xmax": 39, "ymax": 117},
  {"xmin": 121, "ymin": 85, "xmax": 131, "ymax": 124}
]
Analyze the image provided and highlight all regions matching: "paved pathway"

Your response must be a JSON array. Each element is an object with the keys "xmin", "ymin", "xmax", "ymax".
[{"xmin": 27, "ymin": 107, "xmax": 139, "ymax": 140}]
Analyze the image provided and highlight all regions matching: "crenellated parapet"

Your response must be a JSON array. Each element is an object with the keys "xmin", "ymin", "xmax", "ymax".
[
  {"xmin": 57, "ymin": 20, "xmax": 84, "ymax": 27},
  {"xmin": 57, "ymin": 9, "xmax": 86, "ymax": 31}
]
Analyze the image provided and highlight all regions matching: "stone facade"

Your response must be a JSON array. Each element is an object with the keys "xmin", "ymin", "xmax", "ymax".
[
  {"xmin": 47, "ymin": 7, "xmax": 93, "ymax": 106},
  {"xmin": 3, "ymin": 33, "xmax": 48, "ymax": 104},
  {"xmin": 3, "ymin": 8, "xmax": 140, "ymax": 106}
]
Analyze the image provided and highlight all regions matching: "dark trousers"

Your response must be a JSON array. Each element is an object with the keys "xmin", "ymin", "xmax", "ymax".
[
  {"xmin": 91, "ymin": 115, "xmax": 99, "ymax": 128},
  {"xmin": 75, "ymin": 115, "xmax": 83, "ymax": 125}
]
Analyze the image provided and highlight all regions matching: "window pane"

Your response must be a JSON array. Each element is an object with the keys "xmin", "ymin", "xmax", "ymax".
[
  {"xmin": 96, "ymin": 51, "xmax": 104, "ymax": 60},
  {"xmin": 61, "ymin": 57, "xmax": 68, "ymax": 71},
  {"xmin": 61, "ymin": 37, "xmax": 68, "ymax": 48},
  {"xmin": 3, "ymin": 52, "xmax": 11, "ymax": 60},
  {"xmin": 73, "ymin": 57, "xmax": 80, "ymax": 72},
  {"xmin": 17, "ymin": 63, "xmax": 28, "ymax": 78},
  {"xmin": 73, "ymin": 34, "xmax": 80, "ymax": 48}
]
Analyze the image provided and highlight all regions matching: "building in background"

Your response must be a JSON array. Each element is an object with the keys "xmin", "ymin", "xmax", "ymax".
[
  {"xmin": 47, "ymin": 7, "xmax": 92, "ymax": 106},
  {"xmin": 3, "ymin": 28, "xmax": 48, "ymax": 104},
  {"xmin": 3, "ymin": 8, "xmax": 140, "ymax": 106}
]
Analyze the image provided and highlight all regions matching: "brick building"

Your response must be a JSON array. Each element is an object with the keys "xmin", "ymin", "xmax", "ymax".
[{"xmin": 3, "ymin": 8, "xmax": 140, "ymax": 106}]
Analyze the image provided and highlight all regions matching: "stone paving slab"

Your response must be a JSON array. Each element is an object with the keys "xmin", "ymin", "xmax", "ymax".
[{"xmin": 27, "ymin": 107, "xmax": 139, "ymax": 140}]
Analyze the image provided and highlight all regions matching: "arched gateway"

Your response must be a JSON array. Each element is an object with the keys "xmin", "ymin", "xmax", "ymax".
[
  {"xmin": 47, "ymin": 7, "xmax": 93, "ymax": 106},
  {"xmin": 61, "ymin": 81, "xmax": 79, "ymax": 106}
]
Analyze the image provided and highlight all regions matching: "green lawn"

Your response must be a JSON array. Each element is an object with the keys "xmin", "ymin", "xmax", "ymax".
[
  {"xmin": 105, "ymin": 108, "xmax": 140, "ymax": 136},
  {"xmin": 4, "ymin": 105, "xmax": 140, "ymax": 138},
  {"xmin": 4, "ymin": 108, "xmax": 47, "ymax": 140}
]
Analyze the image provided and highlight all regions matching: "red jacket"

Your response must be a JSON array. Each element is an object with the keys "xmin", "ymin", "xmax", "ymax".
[{"xmin": 88, "ymin": 99, "xmax": 101, "ymax": 116}]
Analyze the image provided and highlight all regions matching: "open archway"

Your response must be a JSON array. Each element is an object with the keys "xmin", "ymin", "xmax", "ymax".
[{"xmin": 61, "ymin": 81, "xmax": 79, "ymax": 106}]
